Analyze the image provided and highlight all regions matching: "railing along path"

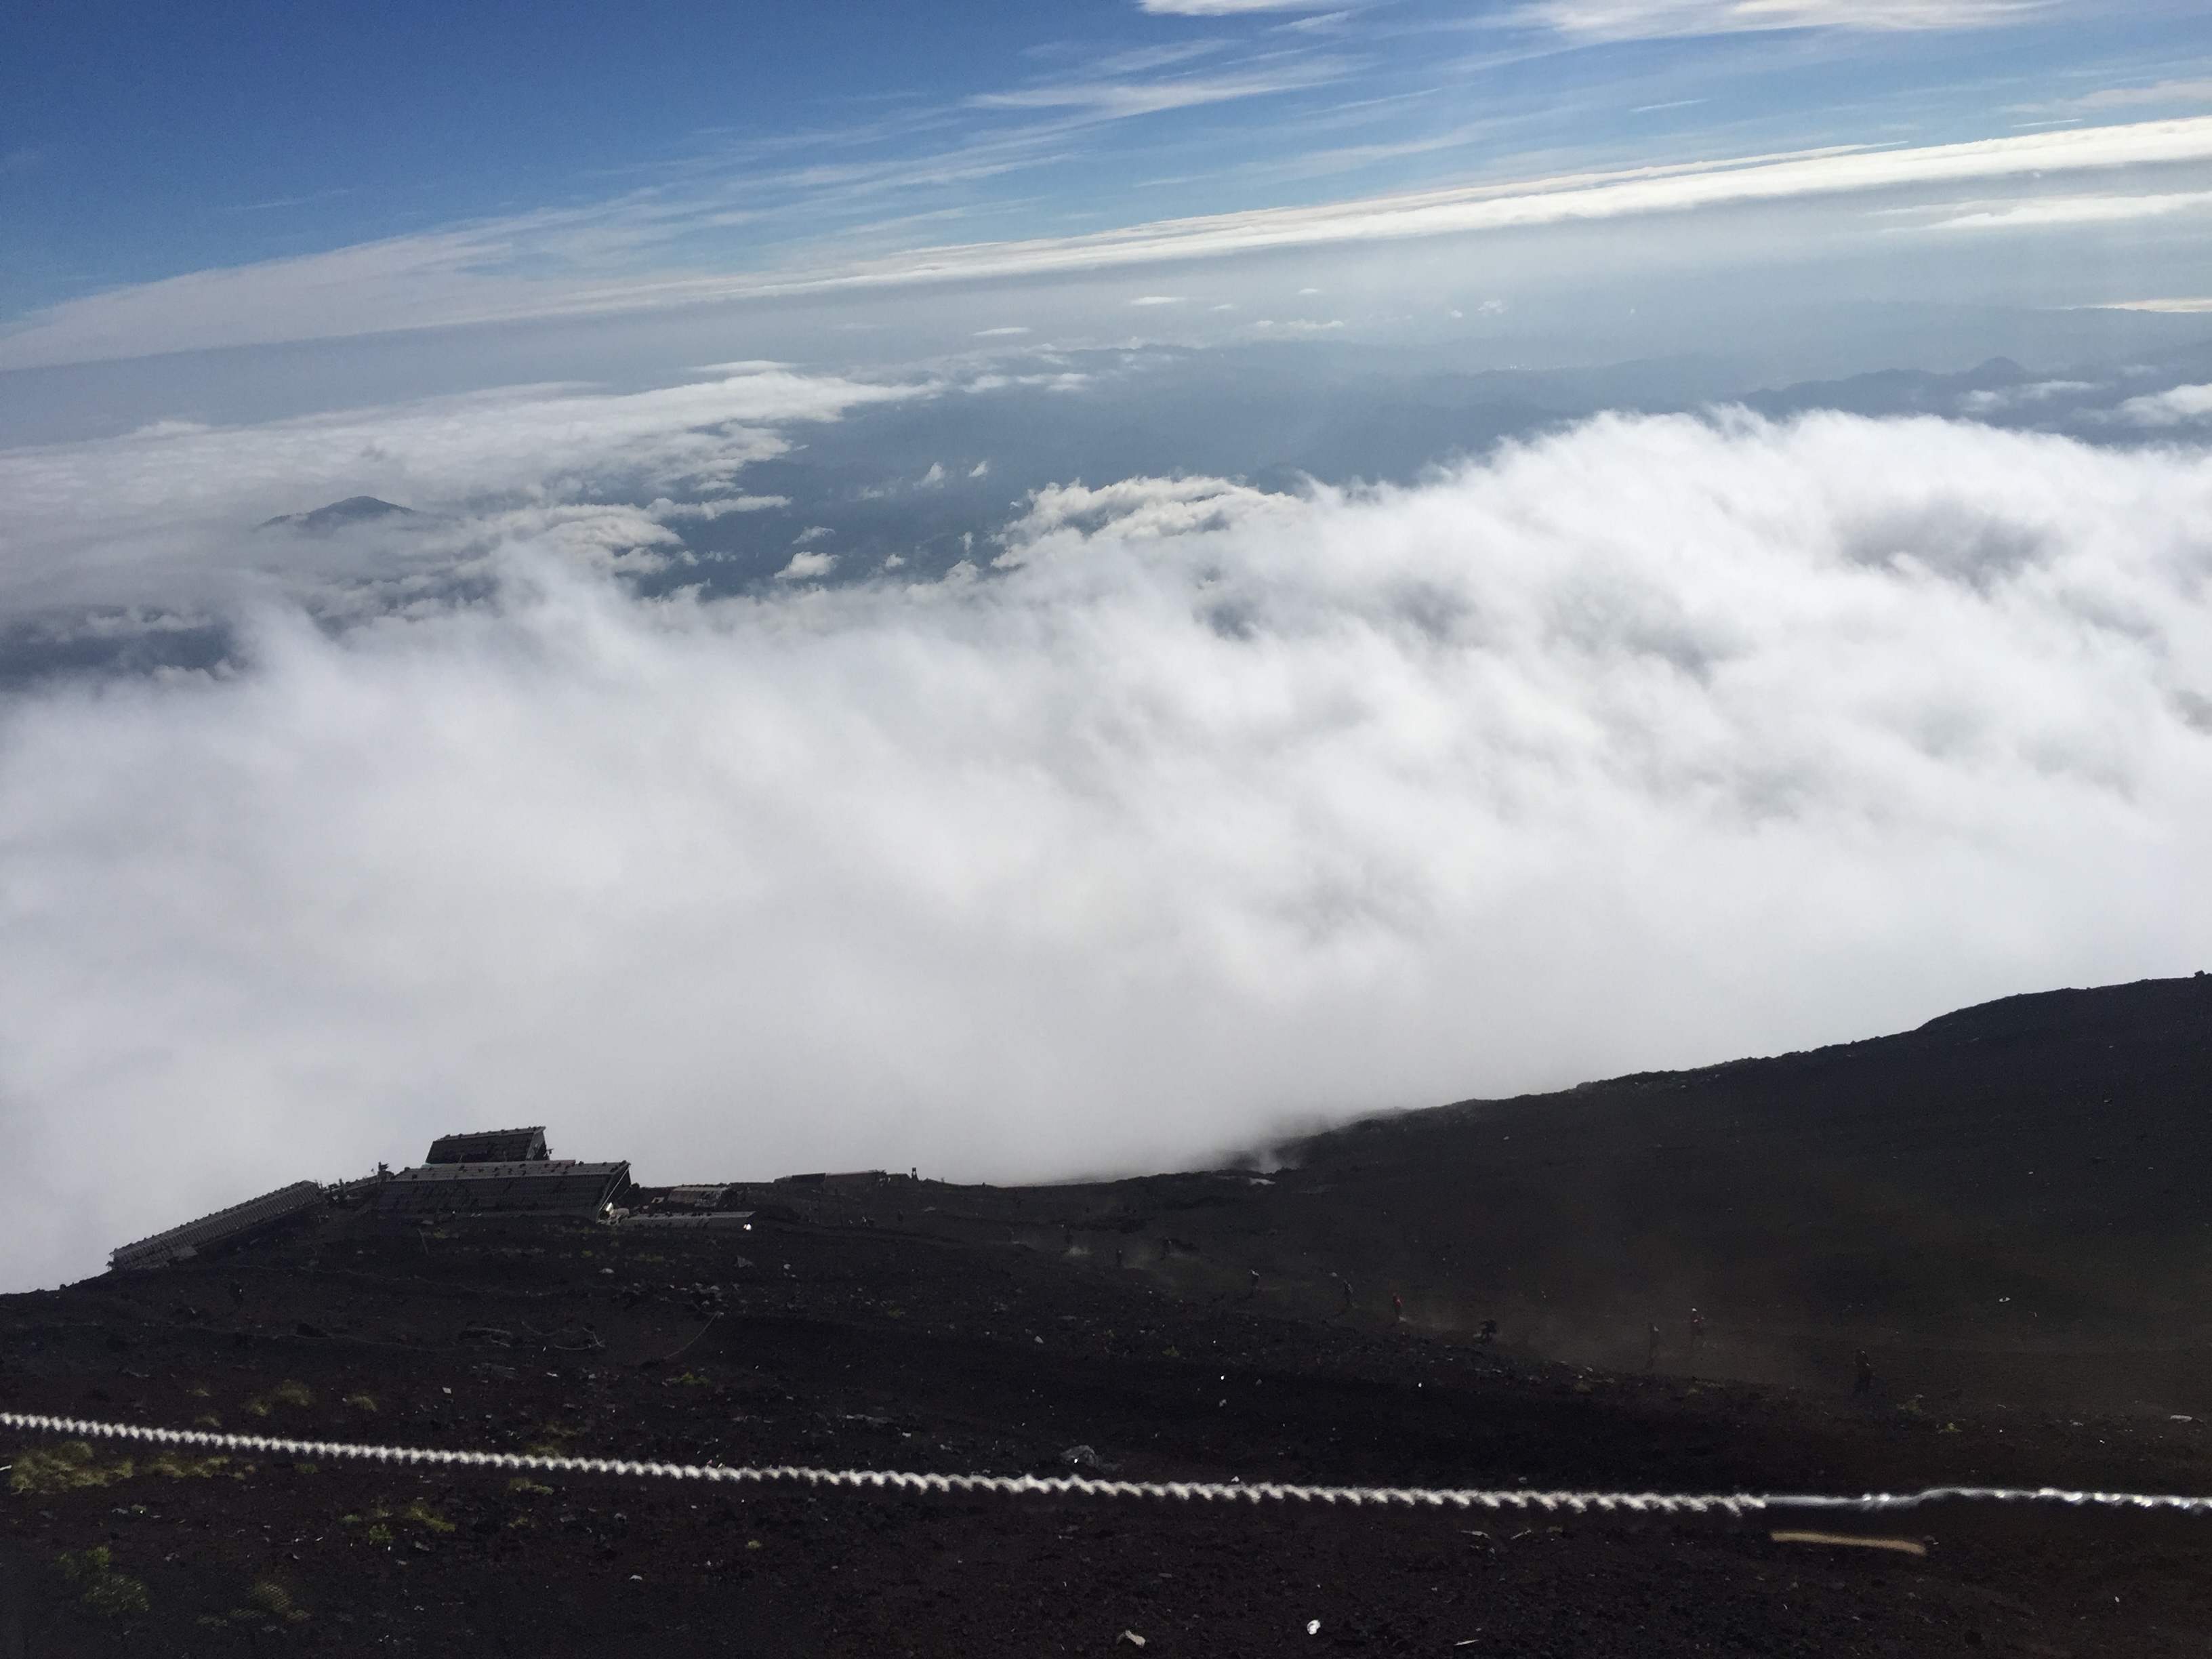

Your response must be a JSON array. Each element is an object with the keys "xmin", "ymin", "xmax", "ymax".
[{"xmin": 5, "ymin": 1411, "xmax": 2209, "ymax": 1518}]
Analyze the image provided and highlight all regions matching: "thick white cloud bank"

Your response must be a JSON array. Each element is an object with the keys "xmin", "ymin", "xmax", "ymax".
[{"xmin": 3, "ymin": 409, "xmax": 2211, "ymax": 1288}]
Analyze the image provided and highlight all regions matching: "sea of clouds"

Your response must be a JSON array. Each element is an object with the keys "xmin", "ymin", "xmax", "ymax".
[{"xmin": 3, "ymin": 369, "xmax": 2211, "ymax": 1288}]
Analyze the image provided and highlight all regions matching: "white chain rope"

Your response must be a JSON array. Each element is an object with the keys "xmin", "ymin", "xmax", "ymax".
[{"xmin": 5, "ymin": 1412, "xmax": 2209, "ymax": 1518}]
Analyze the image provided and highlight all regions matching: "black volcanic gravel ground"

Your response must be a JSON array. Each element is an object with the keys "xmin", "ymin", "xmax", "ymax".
[{"xmin": 7, "ymin": 1208, "xmax": 2212, "ymax": 1656}]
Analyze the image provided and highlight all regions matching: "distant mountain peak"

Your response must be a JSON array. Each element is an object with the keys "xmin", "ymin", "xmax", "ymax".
[{"xmin": 256, "ymin": 495, "xmax": 416, "ymax": 533}]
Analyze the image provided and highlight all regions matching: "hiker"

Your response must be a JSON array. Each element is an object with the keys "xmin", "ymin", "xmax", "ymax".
[
  {"xmin": 1248, "ymin": 1268, "xmax": 1261, "ymax": 1298},
  {"xmin": 1392, "ymin": 1291, "xmax": 1404, "ymax": 1323},
  {"xmin": 1689, "ymin": 1308, "xmax": 1705, "ymax": 1349},
  {"xmin": 1853, "ymin": 1349, "xmax": 1874, "ymax": 1396},
  {"xmin": 1479, "ymin": 1319, "xmax": 1498, "ymax": 1345},
  {"xmin": 1647, "ymin": 1323, "xmax": 1661, "ymax": 1371},
  {"xmin": 1331, "ymin": 1273, "xmax": 1353, "ymax": 1313}
]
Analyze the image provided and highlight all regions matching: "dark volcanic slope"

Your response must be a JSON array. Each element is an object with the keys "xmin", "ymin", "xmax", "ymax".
[
  {"xmin": 7, "ymin": 1207, "xmax": 2212, "ymax": 1656},
  {"xmin": 908, "ymin": 975, "xmax": 2212, "ymax": 1412}
]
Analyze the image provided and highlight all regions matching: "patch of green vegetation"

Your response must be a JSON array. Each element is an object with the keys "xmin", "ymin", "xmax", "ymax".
[
  {"xmin": 364, "ymin": 1523, "xmax": 393, "ymax": 1545},
  {"xmin": 241, "ymin": 1580, "xmax": 310, "ymax": 1623},
  {"xmin": 147, "ymin": 1451, "xmax": 242, "ymax": 1481},
  {"xmin": 11, "ymin": 1442, "xmax": 250, "ymax": 1492},
  {"xmin": 58, "ymin": 1547, "xmax": 148, "ymax": 1618},
  {"xmin": 403, "ymin": 1500, "xmax": 455, "ymax": 1534},
  {"xmin": 670, "ymin": 1370, "xmax": 712, "ymax": 1386},
  {"xmin": 507, "ymin": 1476, "xmax": 554, "ymax": 1496},
  {"xmin": 342, "ymin": 1393, "xmax": 377, "ymax": 1413},
  {"xmin": 10, "ymin": 1442, "xmax": 131, "ymax": 1495},
  {"xmin": 245, "ymin": 1379, "xmax": 315, "ymax": 1417},
  {"xmin": 295, "ymin": 1462, "xmax": 320, "ymax": 1474},
  {"xmin": 192, "ymin": 1413, "xmax": 222, "ymax": 1429}
]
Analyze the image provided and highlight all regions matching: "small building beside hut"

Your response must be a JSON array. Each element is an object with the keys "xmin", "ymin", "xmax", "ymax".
[
  {"xmin": 110, "ymin": 1181, "xmax": 326, "ymax": 1271},
  {"xmin": 424, "ymin": 1126, "xmax": 550, "ymax": 1165}
]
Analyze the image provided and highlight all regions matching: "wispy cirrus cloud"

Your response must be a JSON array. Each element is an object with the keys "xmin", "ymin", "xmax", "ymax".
[
  {"xmin": 224, "ymin": 187, "xmax": 354, "ymax": 214},
  {"xmin": 2014, "ymin": 77, "xmax": 2212, "ymax": 117},
  {"xmin": 1517, "ymin": 0, "xmax": 2055, "ymax": 40},
  {"xmin": 6, "ymin": 116, "xmax": 2210, "ymax": 370},
  {"xmin": 1136, "ymin": 0, "xmax": 1345, "ymax": 14},
  {"xmin": 703, "ymin": 116, "xmax": 2212, "ymax": 291},
  {"xmin": 1050, "ymin": 39, "xmax": 1237, "ymax": 75},
  {"xmin": 968, "ymin": 64, "xmax": 1347, "ymax": 119},
  {"xmin": 1913, "ymin": 189, "xmax": 2212, "ymax": 230}
]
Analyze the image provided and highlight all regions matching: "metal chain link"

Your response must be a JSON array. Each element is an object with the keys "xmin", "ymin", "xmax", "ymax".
[{"xmin": 6, "ymin": 1411, "xmax": 2209, "ymax": 1517}]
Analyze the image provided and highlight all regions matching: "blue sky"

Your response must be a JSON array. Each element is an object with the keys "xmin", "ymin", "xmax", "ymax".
[{"xmin": 5, "ymin": 0, "xmax": 2209, "ymax": 365}]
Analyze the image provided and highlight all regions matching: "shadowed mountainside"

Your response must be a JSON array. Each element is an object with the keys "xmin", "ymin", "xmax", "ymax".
[{"xmin": 909, "ymin": 974, "xmax": 2212, "ymax": 1412}]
